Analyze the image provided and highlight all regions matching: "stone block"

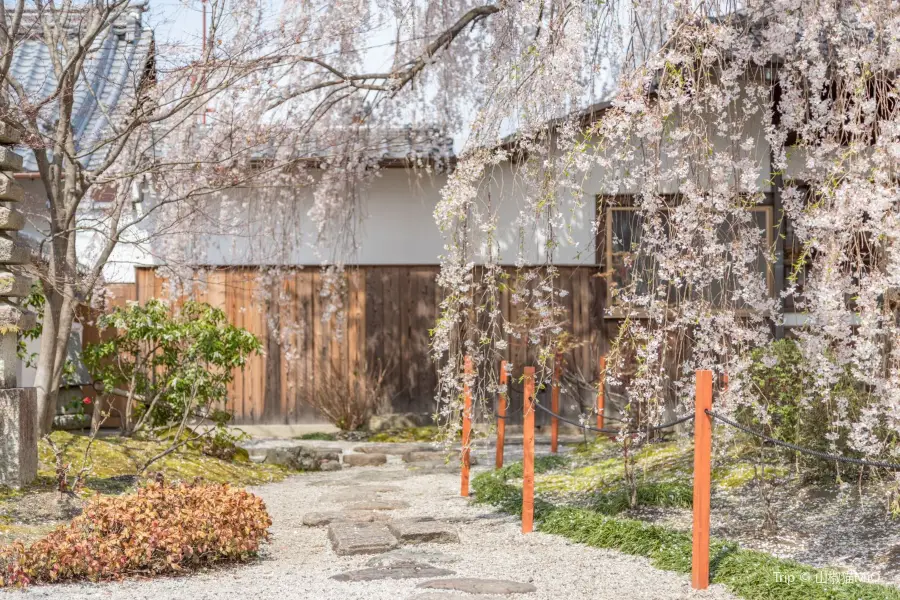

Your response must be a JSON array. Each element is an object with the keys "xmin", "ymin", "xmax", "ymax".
[
  {"xmin": 0, "ymin": 388, "xmax": 37, "ymax": 488},
  {"xmin": 0, "ymin": 124, "xmax": 21, "ymax": 145},
  {"xmin": 355, "ymin": 443, "xmax": 433, "ymax": 455},
  {"xmin": 0, "ymin": 147, "xmax": 23, "ymax": 172},
  {"xmin": 255, "ymin": 443, "xmax": 343, "ymax": 471},
  {"xmin": 344, "ymin": 453, "xmax": 387, "ymax": 467},
  {"xmin": 0, "ymin": 302, "xmax": 36, "ymax": 333},
  {"xmin": 0, "ymin": 272, "xmax": 31, "ymax": 297},
  {"xmin": 389, "ymin": 519, "xmax": 460, "ymax": 544},
  {"xmin": 367, "ymin": 549, "xmax": 461, "ymax": 568},
  {"xmin": 0, "ymin": 174, "xmax": 23, "ymax": 202},
  {"xmin": 302, "ymin": 510, "xmax": 390, "ymax": 527},
  {"xmin": 0, "ymin": 334, "xmax": 16, "ymax": 388},
  {"xmin": 369, "ymin": 412, "xmax": 432, "ymax": 432},
  {"xmin": 0, "ymin": 208, "xmax": 24, "ymax": 231},
  {"xmin": 328, "ymin": 522, "xmax": 398, "ymax": 556},
  {"xmin": 0, "ymin": 235, "xmax": 29, "ymax": 265},
  {"xmin": 331, "ymin": 561, "xmax": 454, "ymax": 582}
]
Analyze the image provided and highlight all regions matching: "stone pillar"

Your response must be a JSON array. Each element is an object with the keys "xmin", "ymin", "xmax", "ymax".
[{"xmin": 0, "ymin": 123, "xmax": 37, "ymax": 488}]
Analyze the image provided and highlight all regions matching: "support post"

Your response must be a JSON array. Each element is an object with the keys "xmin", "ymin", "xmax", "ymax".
[
  {"xmin": 597, "ymin": 355, "xmax": 606, "ymax": 429},
  {"xmin": 550, "ymin": 354, "xmax": 560, "ymax": 453},
  {"xmin": 495, "ymin": 360, "xmax": 507, "ymax": 469},
  {"xmin": 461, "ymin": 356, "xmax": 473, "ymax": 497},
  {"xmin": 522, "ymin": 366, "xmax": 535, "ymax": 534},
  {"xmin": 692, "ymin": 369, "xmax": 713, "ymax": 590}
]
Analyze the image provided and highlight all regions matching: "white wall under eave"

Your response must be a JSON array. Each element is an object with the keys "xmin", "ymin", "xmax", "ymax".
[
  {"xmin": 192, "ymin": 168, "xmax": 598, "ymax": 267},
  {"xmin": 17, "ymin": 179, "xmax": 155, "ymax": 284}
]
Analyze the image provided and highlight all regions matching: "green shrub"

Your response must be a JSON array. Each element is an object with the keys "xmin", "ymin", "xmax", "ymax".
[
  {"xmin": 0, "ymin": 481, "xmax": 271, "ymax": 586},
  {"xmin": 85, "ymin": 300, "xmax": 261, "ymax": 436},
  {"xmin": 496, "ymin": 454, "xmax": 569, "ymax": 479},
  {"xmin": 742, "ymin": 339, "xmax": 892, "ymax": 480}
]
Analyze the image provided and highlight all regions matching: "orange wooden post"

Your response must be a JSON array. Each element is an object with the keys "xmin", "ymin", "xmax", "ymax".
[
  {"xmin": 522, "ymin": 366, "xmax": 536, "ymax": 534},
  {"xmin": 597, "ymin": 355, "xmax": 607, "ymax": 429},
  {"xmin": 551, "ymin": 354, "xmax": 561, "ymax": 453},
  {"xmin": 461, "ymin": 356, "xmax": 473, "ymax": 497},
  {"xmin": 496, "ymin": 360, "xmax": 507, "ymax": 469},
  {"xmin": 692, "ymin": 369, "xmax": 714, "ymax": 590}
]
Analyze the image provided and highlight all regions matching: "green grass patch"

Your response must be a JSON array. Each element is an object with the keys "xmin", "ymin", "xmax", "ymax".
[
  {"xmin": 543, "ymin": 436, "xmax": 781, "ymax": 496},
  {"xmin": 471, "ymin": 465, "xmax": 900, "ymax": 600}
]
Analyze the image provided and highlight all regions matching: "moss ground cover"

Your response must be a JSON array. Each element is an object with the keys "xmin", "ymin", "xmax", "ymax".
[{"xmin": 471, "ymin": 438, "xmax": 900, "ymax": 600}]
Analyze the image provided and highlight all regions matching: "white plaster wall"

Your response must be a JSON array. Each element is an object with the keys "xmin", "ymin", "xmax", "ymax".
[
  {"xmin": 17, "ymin": 179, "xmax": 155, "ymax": 284},
  {"xmin": 193, "ymin": 168, "xmax": 598, "ymax": 267}
]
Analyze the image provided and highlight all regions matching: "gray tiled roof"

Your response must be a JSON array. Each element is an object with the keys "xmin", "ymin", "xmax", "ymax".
[{"xmin": 9, "ymin": 5, "xmax": 154, "ymax": 171}]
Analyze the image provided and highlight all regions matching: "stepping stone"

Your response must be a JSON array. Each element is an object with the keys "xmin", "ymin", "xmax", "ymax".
[
  {"xmin": 331, "ymin": 560, "xmax": 454, "ymax": 582},
  {"xmin": 403, "ymin": 451, "xmax": 456, "ymax": 463},
  {"xmin": 302, "ymin": 510, "xmax": 389, "ymax": 527},
  {"xmin": 344, "ymin": 453, "xmax": 388, "ymax": 467},
  {"xmin": 328, "ymin": 522, "xmax": 399, "ymax": 556},
  {"xmin": 346, "ymin": 500, "xmax": 410, "ymax": 511},
  {"xmin": 417, "ymin": 579, "xmax": 537, "ymax": 595},
  {"xmin": 355, "ymin": 443, "xmax": 433, "ymax": 455},
  {"xmin": 367, "ymin": 549, "xmax": 461, "ymax": 567},
  {"xmin": 389, "ymin": 519, "xmax": 459, "ymax": 544}
]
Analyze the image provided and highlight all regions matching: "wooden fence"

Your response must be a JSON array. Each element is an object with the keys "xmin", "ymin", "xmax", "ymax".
[{"xmin": 115, "ymin": 265, "xmax": 604, "ymax": 425}]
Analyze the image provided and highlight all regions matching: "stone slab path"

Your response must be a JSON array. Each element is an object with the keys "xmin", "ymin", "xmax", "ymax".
[{"xmin": 6, "ymin": 444, "xmax": 738, "ymax": 600}]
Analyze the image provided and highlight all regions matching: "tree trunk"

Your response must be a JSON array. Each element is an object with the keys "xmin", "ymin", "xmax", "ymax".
[
  {"xmin": 34, "ymin": 290, "xmax": 77, "ymax": 435},
  {"xmin": 33, "ymin": 214, "xmax": 80, "ymax": 435}
]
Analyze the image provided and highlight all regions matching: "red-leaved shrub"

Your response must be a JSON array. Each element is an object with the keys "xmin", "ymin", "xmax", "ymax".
[{"xmin": 0, "ymin": 481, "xmax": 271, "ymax": 586}]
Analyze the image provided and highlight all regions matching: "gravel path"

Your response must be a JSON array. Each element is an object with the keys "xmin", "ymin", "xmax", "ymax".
[{"xmin": 1, "ymin": 460, "xmax": 737, "ymax": 600}]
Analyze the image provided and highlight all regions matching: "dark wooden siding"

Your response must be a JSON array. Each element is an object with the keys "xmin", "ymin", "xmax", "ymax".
[{"xmin": 121, "ymin": 265, "xmax": 603, "ymax": 425}]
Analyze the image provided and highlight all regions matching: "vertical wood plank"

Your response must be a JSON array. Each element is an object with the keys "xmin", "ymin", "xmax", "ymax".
[
  {"xmin": 312, "ymin": 269, "xmax": 325, "ymax": 410},
  {"xmin": 298, "ymin": 270, "xmax": 314, "ymax": 420},
  {"xmin": 225, "ymin": 270, "xmax": 242, "ymax": 420},
  {"xmin": 496, "ymin": 360, "xmax": 507, "ymax": 469},
  {"xmin": 279, "ymin": 272, "xmax": 295, "ymax": 423},
  {"xmin": 347, "ymin": 270, "xmax": 359, "ymax": 403},
  {"xmin": 401, "ymin": 269, "xmax": 414, "ymax": 404},
  {"xmin": 366, "ymin": 268, "xmax": 384, "ymax": 383}
]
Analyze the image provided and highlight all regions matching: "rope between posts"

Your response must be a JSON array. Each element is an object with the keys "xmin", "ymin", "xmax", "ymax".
[
  {"xmin": 533, "ymin": 401, "xmax": 695, "ymax": 435},
  {"xmin": 706, "ymin": 409, "xmax": 900, "ymax": 471},
  {"xmin": 502, "ymin": 380, "xmax": 629, "ymax": 424}
]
